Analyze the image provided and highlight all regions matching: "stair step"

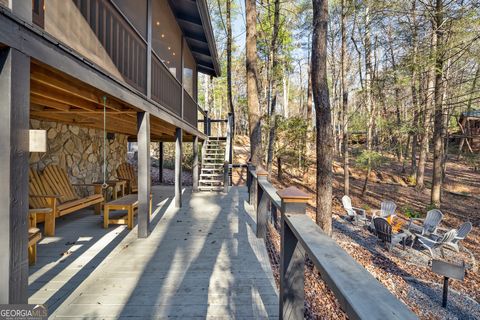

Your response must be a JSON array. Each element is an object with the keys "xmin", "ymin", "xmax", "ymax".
[
  {"xmin": 199, "ymin": 179, "xmax": 223, "ymax": 183},
  {"xmin": 201, "ymin": 173, "xmax": 223, "ymax": 177},
  {"xmin": 198, "ymin": 186, "xmax": 224, "ymax": 191},
  {"xmin": 202, "ymin": 168, "xmax": 223, "ymax": 172}
]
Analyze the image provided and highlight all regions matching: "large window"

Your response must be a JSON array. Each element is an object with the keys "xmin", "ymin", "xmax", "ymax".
[
  {"xmin": 183, "ymin": 42, "xmax": 197, "ymax": 99},
  {"xmin": 151, "ymin": 0, "xmax": 182, "ymax": 80},
  {"xmin": 112, "ymin": 0, "xmax": 147, "ymax": 39}
]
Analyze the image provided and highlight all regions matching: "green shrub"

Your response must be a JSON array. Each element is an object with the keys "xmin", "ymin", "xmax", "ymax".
[{"xmin": 403, "ymin": 207, "xmax": 421, "ymax": 219}]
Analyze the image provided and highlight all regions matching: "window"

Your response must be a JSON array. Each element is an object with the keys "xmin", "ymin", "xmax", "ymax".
[
  {"xmin": 183, "ymin": 42, "xmax": 196, "ymax": 99},
  {"xmin": 32, "ymin": 0, "xmax": 44, "ymax": 28},
  {"xmin": 112, "ymin": 0, "xmax": 147, "ymax": 39},
  {"xmin": 151, "ymin": 0, "xmax": 181, "ymax": 80}
]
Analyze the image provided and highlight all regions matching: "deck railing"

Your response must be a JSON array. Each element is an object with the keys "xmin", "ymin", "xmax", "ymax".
[
  {"xmin": 183, "ymin": 90, "xmax": 198, "ymax": 128},
  {"xmin": 151, "ymin": 53, "xmax": 182, "ymax": 116},
  {"xmin": 32, "ymin": 0, "xmax": 205, "ymax": 132},
  {"xmin": 246, "ymin": 165, "xmax": 418, "ymax": 320}
]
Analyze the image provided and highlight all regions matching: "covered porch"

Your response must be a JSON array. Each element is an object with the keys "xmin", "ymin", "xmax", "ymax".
[{"xmin": 29, "ymin": 185, "xmax": 278, "ymax": 318}]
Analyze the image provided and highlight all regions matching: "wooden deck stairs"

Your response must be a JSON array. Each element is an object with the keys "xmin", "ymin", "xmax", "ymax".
[{"xmin": 198, "ymin": 137, "xmax": 227, "ymax": 191}]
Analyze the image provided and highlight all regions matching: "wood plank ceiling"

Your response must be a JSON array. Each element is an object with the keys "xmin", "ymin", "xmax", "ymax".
[{"xmin": 30, "ymin": 60, "xmax": 193, "ymax": 142}]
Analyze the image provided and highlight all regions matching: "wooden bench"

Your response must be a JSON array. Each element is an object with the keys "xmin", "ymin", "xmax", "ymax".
[
  {"xmin": 28, "ymin": 209, "xmax": 47, "ymax": 266},
  {"xmin": 104, "ymin": 194, "xmax": 152, "ymax": 229},
  {"xmin": 116, "ymin": 163, "xmax": 138, "ymax": 194},
  {"xmin": 29, "ymin": 165, "xmax": 105, "ymax": 236}
]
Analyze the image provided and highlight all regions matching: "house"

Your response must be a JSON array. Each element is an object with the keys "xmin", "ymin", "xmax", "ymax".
[{"xmin": 0, "ymin": 0, "xmax": 220, "ymax": 303}]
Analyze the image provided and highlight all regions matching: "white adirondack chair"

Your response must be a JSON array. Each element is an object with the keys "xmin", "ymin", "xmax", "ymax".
[
  {"xmin": 444, "ymin": 222, "xmax": 472, "ymax": 252},
  {"xmin": 408, "ymin": 209, "xmax": 443, "ymax": 236},
  {"xmin": 416, "ymin": 229, "xmax": 458, "ymax": 258},
  {"xmin": 342, "ymin": 195, "xmax": 368, "ymax": 225}
]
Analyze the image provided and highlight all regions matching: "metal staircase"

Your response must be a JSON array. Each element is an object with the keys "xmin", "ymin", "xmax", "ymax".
[{"xmin": 198, "ymin": 137, "xmax": 227, "ymax": 191}]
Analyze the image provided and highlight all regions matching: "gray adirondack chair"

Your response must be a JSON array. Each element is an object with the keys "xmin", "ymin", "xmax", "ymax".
[
  {"xmin": 416, "ymin": 229, "xmax": 458, "ymax": 258},
  {"xmin": 444, "ymin": 222, "xmax": 472, "ymax": 252},
  {"xmin": 373, "ymin": 217, "xmax": 408, "ymax": 251},
  {"xmin": 408, "ymin": 209, "xmax": 443, "ymax": 236},
  {"xmin": 342, "ymin": 195, "xmax": 368, "ymax": 224}
]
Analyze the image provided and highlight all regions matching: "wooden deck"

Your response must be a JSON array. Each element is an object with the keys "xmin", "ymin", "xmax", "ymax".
[{"xmin": 29, "ymin": 185, "xmax": 278, "ymax": 319}]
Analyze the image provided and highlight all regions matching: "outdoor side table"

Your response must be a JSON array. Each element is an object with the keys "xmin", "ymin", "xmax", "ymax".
[
  {"xmin": 103, "ymin": 194, "xmax": 153, "ymax": 230},
  {"xmin": 93, "ymin": 180, "xmax": 127, "ymax": 202}
]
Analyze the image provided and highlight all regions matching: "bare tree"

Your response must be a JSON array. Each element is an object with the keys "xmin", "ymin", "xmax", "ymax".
[
  {"xmin": 341, "ymin": 0, "xmax": 349, "ymax": 196},
  {"xmin": 246, "ymin": 0, "xmax": 263, "ymax": 166},
  {"xmin": 431, "ymin": 0, "xmax": 445, "ymax": 206},
  {"xmin": 266, "ymin": 0, "xmax": 281, "ymax": 175},
  {"xmin": 312, "ymin": 0, "xmax": 333, "ymax": 235}
]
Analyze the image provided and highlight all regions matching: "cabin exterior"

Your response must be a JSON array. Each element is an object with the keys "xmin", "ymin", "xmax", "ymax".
[{"xmin": 0, "ymin": 0, "xmax": 220, "ymax": 303}]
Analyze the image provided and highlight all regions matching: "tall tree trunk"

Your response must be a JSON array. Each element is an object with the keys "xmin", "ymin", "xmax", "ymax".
[
  {"xmin": 266, "ymin": 0, "xmax": 281, "ymax": 175},
  {"xmin": 226, "ymin": 0, "xmax": 234, "ymax": 116},
  {"xmin": 431, "ymin": 0, "xmax": 445, "ymax": 207},
  {"xmin": 245, "ymin": 0, "xmax": 263, "ymax": 166},
  {"xmin": 458, "ymin": 65, "xmax": 479, "ymax": 154},
  {"xmin": 312, "ymin": 0, "xmax": 333, "ymax": 236},
  {"xmin": 410, "ymin": 0, "xmax": 419, "ymax": 174},
  {"xmin": 362, "ymin": 4, "xmax": 374, "ymax": 196},
  {"xmin": 416, "ymin": 32, "xmax": 437, "ymax": 190},
  {"xmin": 341, "ymin": 0, "xmax": 349, "ymax": 196},
  {"xmin": 307, "ymin": 65, "xmax": 313, "ymax": 125}
]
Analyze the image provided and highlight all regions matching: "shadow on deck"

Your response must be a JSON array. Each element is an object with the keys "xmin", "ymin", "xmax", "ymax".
[{"xmin": 29, "ymin": 185, "xmax": 278, "ymax": 319}]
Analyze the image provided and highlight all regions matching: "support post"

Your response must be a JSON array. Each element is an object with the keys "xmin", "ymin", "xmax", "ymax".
[
  {"xmin": 246, "ymin": 162, "xmax": 253, "ymax": 197},
  {"xmin": 277, "ymin": 187, "xmax": 310, "ymax": 320},
  {"xmin": 442, "ymin": 277, "xmax": 449, "ymax": 308},
  {"xmin": 146, "ymin": 0, "xmax": 152, "ymax": 98},
  {"xmin": 251, "ymin": 171, "xmax": 258, "ymax": 207},
  {"xmin": 137, "ymin": 112, "xmax": 151, "ymax": 238},
  {"xmin": 256, "ymin": 169, "xmax": 268, "ymax": 238},
  {"xmin": 158, "ymin": 141, "xmax": 163, "ymax": 183},
  {"xmin": 0, "ymin": 47, "xmax": 30, "ymax": 303},
  {"xmin": 175, "ymin": 128, "xmax": 183, "ymax": 208},
  {"xmin": 193, "ymin": 136, "xmax": 199, "ymax": 192},
  {"xmin": 223, "ymin": 161, "xmax": 229, "ymax": 193},
  {"xmin": 204, "ymin": 111, "xmax": 209, "ymax": 135}
]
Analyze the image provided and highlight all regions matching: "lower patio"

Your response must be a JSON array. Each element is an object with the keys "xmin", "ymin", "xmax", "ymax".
[{"xmin": 29, "ymin": 185, "xmax": 278, "ymax": 319}]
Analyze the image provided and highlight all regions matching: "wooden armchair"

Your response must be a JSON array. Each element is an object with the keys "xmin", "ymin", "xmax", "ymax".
[
  {"xmin": 28, "ymin": 209, "xmax": 47, "ymax": 265},
  {"xmin": 116, "ymin": 163, "xmax": 138, "ymax": 194}
]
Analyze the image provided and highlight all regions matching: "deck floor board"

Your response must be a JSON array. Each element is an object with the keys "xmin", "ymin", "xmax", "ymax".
[{"xmin": 29, "ymin": 186, "xmax": 278, "ymax": 319}]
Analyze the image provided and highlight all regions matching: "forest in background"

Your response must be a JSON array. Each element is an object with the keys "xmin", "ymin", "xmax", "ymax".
[{"xmin": 199, "ymin": 0, "xmax": 480, "ymax": 212}]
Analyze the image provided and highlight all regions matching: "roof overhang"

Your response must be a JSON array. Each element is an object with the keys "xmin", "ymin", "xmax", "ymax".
[{"xmin": 168, "ymin": 0, "xmax": 221, "ymax": 77}]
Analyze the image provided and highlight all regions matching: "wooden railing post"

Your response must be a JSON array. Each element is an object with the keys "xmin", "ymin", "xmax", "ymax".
[
  {"xmin": 277, "ymin": 187, "xmax": 311, "ymax": 320},
  {"xmin": 204, "ymin": 111, "xmax": 209, "ymax": 135},
  {"xmin": 246, "ymin": 162, "xmax": 253, "ymax": 198},
  {"xmin": 223, "ymin": 161, "xmax": 229, "ymax": 193},
  {"xmin": 256, "ymin": 169, "xmax": 269, "ymax": 238}
]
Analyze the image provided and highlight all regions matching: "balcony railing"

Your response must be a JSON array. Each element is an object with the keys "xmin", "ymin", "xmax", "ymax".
[
  {"xmin": 245, "ymin": 166, "xmax": 418, "ymax": 320},
  {"xmin": 73, "ymin": 0, "xmax": 147, "ymax": 94},
  {"xmin": 183, "ymin": 90, "xmax": 198, "ymax": 128},
  {"xmin": 30, "ymin": 0, "xmax": 206, "ymax": 133},
  {"xmin": 151, "ymin": 53, "xmax": 182, "ymax": 117}
]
